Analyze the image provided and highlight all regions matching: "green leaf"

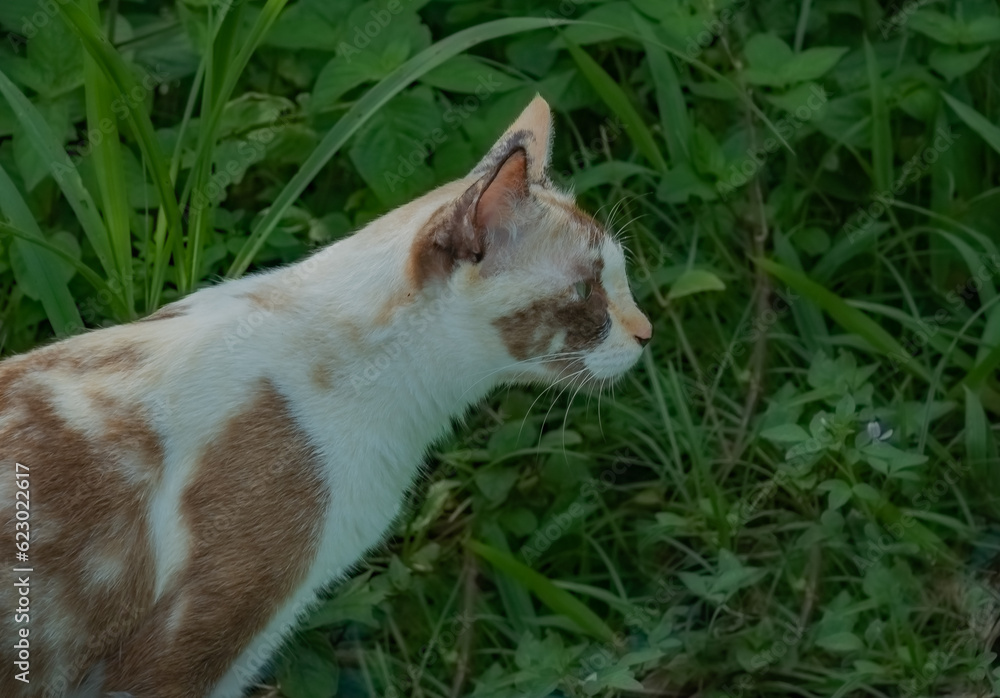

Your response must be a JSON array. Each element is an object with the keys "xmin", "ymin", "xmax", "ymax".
[
  {"xmin": 744, "ymin": 34, "xmax": 847, "ymax": 87},
  {"xmin": 475, "ymin": 468, "xmax": 519, "ymax": 505},
  {"xmin": 929, "ymin": 46, "xmax": 992, "ymax": 82},
  {"xmin": 656, "ymin": 162, "xmax": 717, "ymax": 203},
  {"xmin": 909, "ymin": 11, "xmax": 1000, "ymax": 45},
  {"xmin": 678, "ymin": 549, "xmax": 766, "ymax": 605},
  {"xmin": 744, "ymin": 33, "xmax": 794, "ymax": 77},
  {"xmin": 817, "ymin": 479, "xmax": 853, "ymax": 510},
  {"xmin": 942, "ymin": 92, "xmax": 1000, "ymax": 156},
  {"xmin": 962, "ymin": 342, "xmax": 1000, "ymax": 391},
  {"xmin": 559, "ymin": 2, "xmax": 635, "ymax": 45},
  {"xmin": 468, "ymin": 539, "xmax": 616, "ymax": 643},
  {"xmin": 782, "ymin": 47, "xmax": 849, "ymax": 85},
  {"xmin": 761, "ymin": 424, "xmax": 810, "ymax": 444},
  {"xmin": 304, "ymin": 573, "xmax": 388, "ymax": 630},
  {"xmin": 0, "ymin": 165, "xmax": 83, "ymax": 336},
  {"xmin": 817, "ymin": 631, "xmax": 863, "ymax": 652},
  {"xmin": 312, "ymin": 9, "xmax": 431, "ymax": 110},
  {"xmin": 421, "ymin": 55, "xmax": 520, "ymax": 94},
  {"xmin": 572, "ymin": 161, "xmax": 652, "ymax": 194},
  {"xmin": 348, "ymin": 91, "xmax": 441, "ymax": 206},
  {"xmin": 667, "ymin": 269, "xmax": 726, "ymax": 300},
  {"xmin": 265, "ymin": 0, "xmax": 351, "ymax": 50},
  {"xmin": 908, "ymin": 11, "xmax": 964, "ymax": 44},
  {"xmin": 0, "ymin": 67, "xmax": 120, "ymax": 302},
  {"xmin": 277, "ymin": 631, "xmax": 338, "ymax": 698}
]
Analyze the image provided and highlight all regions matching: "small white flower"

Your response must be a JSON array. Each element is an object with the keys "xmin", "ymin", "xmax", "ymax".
[{"xmin": 866, "ymin": 419, "xmax": 893, "ymax": 442}]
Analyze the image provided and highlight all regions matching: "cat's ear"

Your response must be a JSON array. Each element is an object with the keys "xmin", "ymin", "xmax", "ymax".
[
  {"xmin": 409, "ymin": 147, "xmax": 528, "ymax": 286},
  {"xmin": 471, "ymin": 94, "xmax": 552, "ymax": 184}
]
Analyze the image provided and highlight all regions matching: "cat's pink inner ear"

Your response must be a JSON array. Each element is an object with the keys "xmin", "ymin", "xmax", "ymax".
[{"xmin": 476, "ymin": 149, "xmax": 528, "ymax": 233}]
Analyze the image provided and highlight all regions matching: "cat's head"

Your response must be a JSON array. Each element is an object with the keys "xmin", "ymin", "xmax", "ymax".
[{"xmin": 408, "ymin": 96, "xmax": 651, "ymax": 387}]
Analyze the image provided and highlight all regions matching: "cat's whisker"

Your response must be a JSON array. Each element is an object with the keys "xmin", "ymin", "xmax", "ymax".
[
  {"xmin": 559, "ymin": 370, "xmax": 596, "ymax": 450},
  {"xmin": 531, "ymin": 365, "xmax": 590, "ymax": 435},
  {"xmin": 458, "ymin": 351, "xmax": 587, "ymax": 401},
  {"xmin": 518, "ymin": 362, "xmax": 584, "ymax": 442}
]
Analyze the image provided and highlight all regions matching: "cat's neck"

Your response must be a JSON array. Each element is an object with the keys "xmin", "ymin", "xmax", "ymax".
[{"xmin": 256, "ymin": 191, "xmax": 505, "ymax": 454}]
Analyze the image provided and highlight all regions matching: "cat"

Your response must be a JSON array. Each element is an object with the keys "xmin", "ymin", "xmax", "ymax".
[{"xmin": 0, "ymin": 96, "xmax": 652, "ymax": 697}]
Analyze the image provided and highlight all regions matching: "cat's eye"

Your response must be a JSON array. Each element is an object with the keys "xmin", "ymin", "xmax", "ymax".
[{"xmin": 573, "ymin": 281, "xmax": 593, "ymax": 300}]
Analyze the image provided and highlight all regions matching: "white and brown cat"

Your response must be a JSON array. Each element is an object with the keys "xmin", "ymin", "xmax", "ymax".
[{"xmin": 0, "ymin": 96, "xmax": 652, "ymax": 697}]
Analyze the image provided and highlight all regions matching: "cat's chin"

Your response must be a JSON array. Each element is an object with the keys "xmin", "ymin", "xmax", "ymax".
[{"xmin": 509, "ymin": 357, "xmax": 641, "ymax": 392}]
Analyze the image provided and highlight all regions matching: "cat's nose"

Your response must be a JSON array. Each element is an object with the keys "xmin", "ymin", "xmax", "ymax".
[{"xmin": 632, "ymin": 317, "xmax": 652, "ymax": 347}]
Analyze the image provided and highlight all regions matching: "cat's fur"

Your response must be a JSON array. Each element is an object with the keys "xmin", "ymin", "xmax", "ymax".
[{"xmin": 0, "ymin": 97, "xmax": 651, "ymax": 697}]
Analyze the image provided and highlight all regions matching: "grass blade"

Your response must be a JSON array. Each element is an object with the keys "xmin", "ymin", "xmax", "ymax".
[
  {"xmin": 81, "ymin": 0, "xmax": 133, "ymax": 318},
  {"xmin": 635, "ymin": 15, "xmax": 690, "ymax": 164},
  {"xmin": 468, "ymin": 539, "xmax": 616, "ymax": 644},
  {"xmin": 961, "ymin": 342, "xmax": 1000, "ymax": 391},
  {"xmin": 0, "ymin": 165, "xmax": 83, "ymax": 336},
  {"xmin": 864, "ymin": 36, "xmax": 892, "ymax": 192},
  {"xmin": 563, "ymin": 35, "xmax": 668, "ymax": 173},
  {"xmin": 0, "ymin": 68, "xmax": 116, "ymax": 280},
  {"xmin": 0, "ymin": 221, "xmax": 113, "ymax": 298},
  {"xmin": 942, "ymin": 92, "xmax": 1000, "ymax": 155},
  {"xmin": 57, "ymin": 1, "xmax": 187, "ymax": 294},
  {"xmin": 184, "ymin": 0, "xmax": 276, "ymax": 286},
  {"xmin": 963, "ymin": 386, "xmax": 999, "ymax": 512}
]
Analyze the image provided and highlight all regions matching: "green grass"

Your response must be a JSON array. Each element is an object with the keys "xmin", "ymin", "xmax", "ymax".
[{"xmin": 1, "ymin": 0, "xmax": 999, "ymax": 696}]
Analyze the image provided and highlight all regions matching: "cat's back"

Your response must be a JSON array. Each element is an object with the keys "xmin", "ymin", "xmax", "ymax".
[
  {"xmin": 0, "ymin": 323, "xmax": 172, "ymax": 693},
  {"xmin": 0, "ymin": 282, "xmax": 289, "ymax": 695}
]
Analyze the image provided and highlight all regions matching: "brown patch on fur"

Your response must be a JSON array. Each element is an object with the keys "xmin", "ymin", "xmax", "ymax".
[
  {"xmin": 0, "ymin": 366, "xmax": 158, "ymax": 693},
  {"xmin": 408, "ymin": 186, "xmax": 480, "ymax": 289},
  {"xmin": 102, "ymin": 380, "xmax": 328, "ymax": 698},
  {"xmin": 538, "ymin": 191, "xmax": 605, "ymax": 247},
  {"xmin": 494, "ymin": 260, "xmax": 610, "ymax": 362},
  {"xmin": 87, "ymin": 389, "xmax": 165, "ymax": 473},
  {"xmin": 311, "ymin": 363, "xmax": 333, "ymax": 391},
  {"xmin": 138, "ymin": 303, "xmax": 187, "ymax": 322},
  {"xmin": 243, "ymin": 285, "xmax": 291, "ymax": 313},
  {"xmin": 26, "ymin": 342, "xmax": 145, "ymax": 375},
  {"xmin": 374, "ymin": 290, "xmax": 413, "ymax": 326}
]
